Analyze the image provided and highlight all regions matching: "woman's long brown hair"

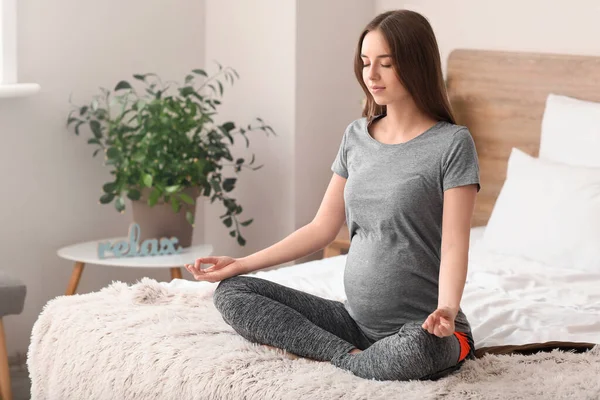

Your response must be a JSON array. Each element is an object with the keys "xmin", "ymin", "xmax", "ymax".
[{"xmin": 354, "ymin": 10, "xmax": 456, "ymax": 125}]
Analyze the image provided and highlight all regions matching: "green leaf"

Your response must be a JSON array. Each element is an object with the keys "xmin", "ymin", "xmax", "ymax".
[
  {"xmin": 93, "ymin": 149, "xmax": 101, "ymax": 157},
  {"xmin": 222, "ymin": 122, "xmax": 235, "ymax": 132},
  {"xmin": 67, "ymin": 116, "xmax": 78, "ymax": 126},
  {"xmin": 88, "ymin": 138, "xmax": 101, "ymax": 145},
  {"xmin": 114, "ymin": 80, "xmax": 133, "ymax": 91},
  {"xmin": 79, "ymin": 106, "xmax": 88, "ymax": 116},
  {"xmin": 192, "ymin": 69, "xmax": 208, "ymax": 77},
  {"xmin": 229, "ymin": 231, "xmax": 236, "ymax": 237},
  {"xmin": 74, "ymin": 121, "xmax": 84, "ymax": 135},
  {"xmin": 178, "ymin": 192, "xmax": 195, "ymax": 205},
  {"xmin": 223, "ymin": 198, "xmax": 236, "ymax": 212},
  {"xmin": 218, "ymin": 81, "xmax": 223, "ymax": 96},
  {"xmin": 186, "ymin": 210, "xmax": 195, "ymax": 226},
  {"xmin": 90, "ymin": 120, "xmax": 102, "ymax": 138},
  {"xmin": 148, "ymin": 188, "xmax": 161, "ymax": 207},
  {"xmin": 218, "ymin": 126, "xmax": 234, "ymax": 145},
  {"xmin": 165, "ymin": 185, "xmax": 181, "ymax": 194},
  {"xmin": 99, "ymin": 193, "xmax": 114, "ymax": 204},
  {"xmin": 103, "ymin": 182, "xmax": 117, "ymax": 193},
  {"xmin": 224, "ymin": 217, "xmax": 232, "ymax": 228},
  {"xmin": 133, "ymin": 74, "xmax": 146, "ymax": 81},
  {"xmin": 222, "ymin": 178, "xmax": 236, "ymax": 192},
  {"xmin": 179, "ymin": 86, "xmax": 195, "ymax": 97},
  {"xmin": 134, "ymin": 100, "xmax": 147, "ymax": 111},
  {"xmin": 240, "ymin": 219, "xmax": 253, "ymax": 227},
  {"xmin": 210, "ymin": 179, "xmax": 221, "ymax": 193},
  {"xmin": 131, "ymin": 152, "xmax": 145, "ymax": 162},
  {"xmin": 237, "ymin": 235, "xmax": 246, "ymax": 246},
  {"xmin": 142, "ymin": 174, "xmax": 153, "ymax": 188},
  {"xmin": 171, "ymin": 197, "xmax": 181, "ymax": 213},
  {"xmin": 235, "ymin": 158, "xmax": 244, "ymax": 165},
  {"xmin": 127, "ymin": 189, "xmax": 141, "ymax": 201},
  {"xmin": 106, "ymin": 147, "xmax": 120, "ymax": 160},
  {"xmin": 115, "ymin": 196, "xmax": 125, "ymax": 212}
]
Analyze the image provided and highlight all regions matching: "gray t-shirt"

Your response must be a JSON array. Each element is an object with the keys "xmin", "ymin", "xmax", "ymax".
[{"xmin": 331, "ymin": 115, "xmax": 481, "ymax": 341}]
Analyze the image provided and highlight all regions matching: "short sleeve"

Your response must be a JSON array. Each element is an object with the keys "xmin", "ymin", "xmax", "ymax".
[
  {"xmin": 442, "ymin": 128, "xmax": 481, "ymax": 192},
  {"xmin": 331, "ymin": 127, "xmax": 349, "ymax": 179}
]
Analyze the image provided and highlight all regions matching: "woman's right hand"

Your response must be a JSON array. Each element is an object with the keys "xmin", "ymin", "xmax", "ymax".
[{"xmin": 184, "ymin": 256, "xmax": 246, "ymax": 283}]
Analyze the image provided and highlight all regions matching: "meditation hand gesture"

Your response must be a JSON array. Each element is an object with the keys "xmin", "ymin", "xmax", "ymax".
[
  {"xmin": 184, "ymin": 256, "xmax": 245, "ymax": 283},
  {"xmin": 421, "ymin": 307, "xmax": 456, "ymax": 338}
]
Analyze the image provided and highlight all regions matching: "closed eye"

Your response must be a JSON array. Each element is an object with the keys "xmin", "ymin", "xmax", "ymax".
[{"xmin": 363, "ymin": 64, "xmax": 392, "ymax": 68}]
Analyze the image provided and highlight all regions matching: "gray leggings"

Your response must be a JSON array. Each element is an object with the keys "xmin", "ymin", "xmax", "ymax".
[{"xmin": 213, "ymin": 275, "xmax": 475, "ymax": 381}]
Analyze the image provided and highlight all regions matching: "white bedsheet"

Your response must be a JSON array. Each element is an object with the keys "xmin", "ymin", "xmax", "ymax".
[{"xmin": 165, "ymin": 226, "xmax": 600, "ymax": 349}]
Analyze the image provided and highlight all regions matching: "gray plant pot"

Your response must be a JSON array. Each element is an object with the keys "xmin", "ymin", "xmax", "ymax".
[{"xmin": 131, "ymin": 187, "xmax": 201, "ymax": 249}]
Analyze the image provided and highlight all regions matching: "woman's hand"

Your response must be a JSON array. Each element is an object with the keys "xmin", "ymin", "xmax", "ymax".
[
  {"xmin": 421, "ymin": 307, "xmax": 457, "ymax": 337},
  {"xmin": 184, "ymin": 256, "xmax": 246, "ymax": 283}
]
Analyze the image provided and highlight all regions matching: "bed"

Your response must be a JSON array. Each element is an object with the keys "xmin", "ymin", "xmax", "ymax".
[{"xmin": 27, "ymin": 50, "xmax": 600, "ymax": 399}]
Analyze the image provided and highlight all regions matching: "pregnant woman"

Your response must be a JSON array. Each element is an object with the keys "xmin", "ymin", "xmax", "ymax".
[{"xmin": 185, "ymin": 9, "xmax": 480, "ymax": 382}]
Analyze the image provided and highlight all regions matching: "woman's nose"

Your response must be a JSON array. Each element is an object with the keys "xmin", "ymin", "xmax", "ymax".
[{"xmin": 366, "ymin": 65, "xmax": 379, "ymax": 81}]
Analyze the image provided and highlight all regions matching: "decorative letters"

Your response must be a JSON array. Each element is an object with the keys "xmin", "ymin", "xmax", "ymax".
[{"xmin": 97, "ymin": 223, "xmax": 183, "ymax": 259}]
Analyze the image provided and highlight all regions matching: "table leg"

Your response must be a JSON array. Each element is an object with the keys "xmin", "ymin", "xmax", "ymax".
[
  {"xmin": 65, "ymin": 261, "xmax": 85, "ymax": 295},
  {"xmin": 0, "ymin": 318, "xmax": 13, "ymax": 400},
  {"xmin": 170, "ymin": 267, "xmax": 182, "ymax": 281}
]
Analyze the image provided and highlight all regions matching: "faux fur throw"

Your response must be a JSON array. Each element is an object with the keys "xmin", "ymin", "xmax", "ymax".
[{"xmin": 27, "ymin": 278, "xmax": 600, "ymax": 400}]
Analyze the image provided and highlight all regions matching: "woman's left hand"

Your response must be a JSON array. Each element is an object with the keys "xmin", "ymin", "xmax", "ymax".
[{"xmin": 422, "ymin": 307, "xmax": 457, "ymax": 337}]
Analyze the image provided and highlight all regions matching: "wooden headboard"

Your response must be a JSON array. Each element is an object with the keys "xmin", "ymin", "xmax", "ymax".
[{"xmin": 446, "ymin": 49, "xmax": 600, "ymax": 227}]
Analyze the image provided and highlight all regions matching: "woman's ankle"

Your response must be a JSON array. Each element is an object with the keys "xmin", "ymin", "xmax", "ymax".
[{"xmin": 349, "ymin": 348, "xmax": 362, "ymax": 355}]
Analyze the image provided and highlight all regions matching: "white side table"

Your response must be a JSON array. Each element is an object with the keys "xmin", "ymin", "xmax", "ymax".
[{"xmin": 57, "ymin": 238, "xmax": 213, "ymax": 295}]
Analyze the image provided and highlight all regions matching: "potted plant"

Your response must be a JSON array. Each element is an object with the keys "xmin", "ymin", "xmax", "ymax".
[{"xmin": 67, "ymin": 63, "xmax": 276, "ymax": 247}]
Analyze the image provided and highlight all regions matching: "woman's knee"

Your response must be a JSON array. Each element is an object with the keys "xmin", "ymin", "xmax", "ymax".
[
  {"xmin": 212, "ymin": 275, "xmax": 248, "ymax": 310},
  {"xmin": 395, "ymin": 322, "xmax": 461, "ymax": 379},
  {"xmin": 360, "ymin": 322, "xmax": 460, "ymax": 381}
]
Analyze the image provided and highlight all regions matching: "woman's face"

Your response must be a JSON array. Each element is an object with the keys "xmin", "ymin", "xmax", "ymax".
[{"xmin": 361, "ymin": 29, "xmax": 408, "ymax": 106}]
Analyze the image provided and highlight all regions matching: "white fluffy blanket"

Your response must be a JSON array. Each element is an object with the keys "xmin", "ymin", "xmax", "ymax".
[{"xmin": 27, "ymin": 277, "xmax": 600, "ymax": 400}]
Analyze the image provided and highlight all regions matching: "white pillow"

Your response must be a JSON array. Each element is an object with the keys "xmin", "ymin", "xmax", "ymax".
[
  {"xmin": 540, "ymin": 94, "xmax": 600, "ymax": 167},
  {"xmin": 482, "ymin": 148, "xmax": 600, "ymax": 273}
]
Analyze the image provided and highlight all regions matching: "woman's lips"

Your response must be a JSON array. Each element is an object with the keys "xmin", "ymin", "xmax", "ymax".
[{"xmin": 371, "ymin": 86, "xmax": 385, "ymax": 93}]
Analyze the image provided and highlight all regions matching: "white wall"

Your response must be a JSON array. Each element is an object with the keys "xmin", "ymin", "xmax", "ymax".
[
  {"xmin": 204, "ymin": 0, "xmax": 374, "ymax": 266},
  {"xmin": 1, "ymin": 0, "xmax": 205, "ymax": 358},
  {"xmin": 377, "ymin": 0, "xmax": 600, "ymax": 76},
  {"xmin": 202, "ymin": 0, "xmax": 297, "ymax": 263}
]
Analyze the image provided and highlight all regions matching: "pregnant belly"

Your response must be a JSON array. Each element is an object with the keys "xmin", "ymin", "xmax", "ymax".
[{"xmin": 343, "ymin": 235, "xmax": 439, "ymax": 332}]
